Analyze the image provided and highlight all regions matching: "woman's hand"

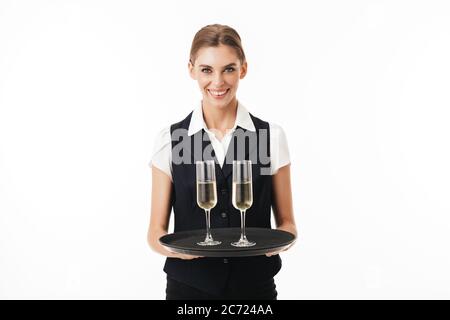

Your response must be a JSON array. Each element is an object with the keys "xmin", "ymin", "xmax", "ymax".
[
  {"xmin": 148, "ymin": 166, "xmax": 204, "ymax": 260},
  {"xmin": 265, "ymin": 241, "xmax": 295, "ymax": 257},
  {"xmin": 265, "ymin": 224, "xmax": 297, "ymax": 257},
  {"xmin": 171, "ymin": 252, "xmax": 204, "ymax": 260},
  {"xmin": 174, "ymin": 253, "xmax": 204, "ymax": 260},
  {"xmin": 266, "ymin": 164, "xmax": 298, "ymax": 257},
  {"xmin": 164, "ymin": 246, "xmax": 204, "ymax": 260}
]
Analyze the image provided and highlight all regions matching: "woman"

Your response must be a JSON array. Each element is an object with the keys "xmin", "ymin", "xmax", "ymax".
[{"xmin": 147, "ymin": 24, "xmax": 297, "ymax": 300}]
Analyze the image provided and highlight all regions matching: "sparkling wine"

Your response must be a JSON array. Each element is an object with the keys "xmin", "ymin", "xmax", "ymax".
[
  {"xmin": 232, "ymin": 181, "xmax": 253, "ymax": 210},
  {"xmin": 196, "ymin": 181, "xmax": 217, "ymax": 210}
]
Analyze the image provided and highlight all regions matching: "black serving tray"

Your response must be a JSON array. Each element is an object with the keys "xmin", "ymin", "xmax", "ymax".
[{"xmin": 159, "ymin": 227, "xmax": 296, "ymax": 257}]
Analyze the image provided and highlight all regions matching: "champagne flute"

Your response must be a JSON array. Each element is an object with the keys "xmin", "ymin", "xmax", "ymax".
[
  {"xmin": 231, "ymin": 160, "xmax": 256, "ymax": 247},
  {"xmin": 196, "ymin": 160, "xmax": 221, "ymax": 246}
]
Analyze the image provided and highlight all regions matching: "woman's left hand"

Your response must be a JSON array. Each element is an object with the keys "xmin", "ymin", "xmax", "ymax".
[
  {"xmin": 267, "ymin": 165, "xmax": 297, "ymax": 257},
  {"xmin": 265, "ymin": 241, "xmax": 295, "ymax": 257}
]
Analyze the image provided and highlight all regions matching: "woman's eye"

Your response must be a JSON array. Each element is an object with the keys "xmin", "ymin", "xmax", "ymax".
[{"xmin": 200, "ymin": 67, "xmax": 235, "ymax": 73}]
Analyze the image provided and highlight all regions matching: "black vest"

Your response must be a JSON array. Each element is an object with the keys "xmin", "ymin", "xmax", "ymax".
[{"xmin": 164, "ymin": 110, "xmax": 282, "ymax": 295}]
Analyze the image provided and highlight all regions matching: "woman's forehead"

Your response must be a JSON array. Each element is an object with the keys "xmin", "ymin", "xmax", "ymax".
[{"xmin": 195, "ymin": 45, "xmax": 241, "ymax": 66}]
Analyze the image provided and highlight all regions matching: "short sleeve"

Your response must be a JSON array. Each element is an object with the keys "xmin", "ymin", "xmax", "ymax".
[
  {"xmin": 148, "ymin": 126, "xmax": 173, "ymax": 181},
  {"xmin": 269, "ymin": 123, "xmax": 291, "ymax": 175}
]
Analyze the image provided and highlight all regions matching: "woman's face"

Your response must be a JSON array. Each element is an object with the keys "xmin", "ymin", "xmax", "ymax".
[{"xmin": 189, "ymin": 45, "xmax": 247, "ymax": 109}]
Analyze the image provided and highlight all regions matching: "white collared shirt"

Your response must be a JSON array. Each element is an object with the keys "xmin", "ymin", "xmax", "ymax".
[{"xmin": 149, "ymin": 100, "xmax": 291, "ymax": 181}]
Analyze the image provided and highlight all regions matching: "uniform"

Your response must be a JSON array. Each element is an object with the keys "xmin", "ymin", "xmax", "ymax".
[{"xmin": 149, "ymin": 100, "xmax": 291, "ymax": 299}]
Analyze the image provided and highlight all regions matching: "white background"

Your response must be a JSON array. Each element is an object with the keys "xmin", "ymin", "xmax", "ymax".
[{"xmin": 1, "ymin": 0, "xmax": 450, "ymax": 299}]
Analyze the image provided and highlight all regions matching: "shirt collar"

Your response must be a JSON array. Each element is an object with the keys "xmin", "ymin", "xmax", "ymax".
[{"xmin": 188, "ymin": 100, "xmax": 256, "ymax": 136}]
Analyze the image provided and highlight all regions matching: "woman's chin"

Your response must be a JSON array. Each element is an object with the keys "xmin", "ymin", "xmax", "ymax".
[{"xmin": 204, "ymin": 96, "xmax": 234, "ymax": 108}]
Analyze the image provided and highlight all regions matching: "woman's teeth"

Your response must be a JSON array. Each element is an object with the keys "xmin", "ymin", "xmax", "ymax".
[{"xmin": 208, "ymin": 89, "xmax": 229, "ymax": 97}]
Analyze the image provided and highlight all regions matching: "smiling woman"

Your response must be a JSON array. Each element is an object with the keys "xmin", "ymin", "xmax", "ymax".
[{"xmin": 147, "ymin": 24, "xmax": 297, "ymax": 300}]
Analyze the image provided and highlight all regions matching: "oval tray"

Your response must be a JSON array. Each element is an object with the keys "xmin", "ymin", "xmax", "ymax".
[{"xmin": 159, "ymin": 227, "xmax": 296, "ymax": 257}]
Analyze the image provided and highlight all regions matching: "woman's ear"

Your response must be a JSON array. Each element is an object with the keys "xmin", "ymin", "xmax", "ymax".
[
  {"xmin": 240, "ymin": 61, "xmax": 248, "ymax": 79},
  {"xmin": 188, "ymin": 61, "xmax": 196, "ymax": 80}
]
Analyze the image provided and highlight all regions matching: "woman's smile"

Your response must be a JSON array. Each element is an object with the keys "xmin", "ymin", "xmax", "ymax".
[{"xmin": 207, "ymin": 88, "xmax": 230, "ymax": 99}]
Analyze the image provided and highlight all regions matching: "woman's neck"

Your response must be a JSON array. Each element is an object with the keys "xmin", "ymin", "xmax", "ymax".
[{"xmin": 201, "ymin": 98, "xmax": 238, "ymax": 133}]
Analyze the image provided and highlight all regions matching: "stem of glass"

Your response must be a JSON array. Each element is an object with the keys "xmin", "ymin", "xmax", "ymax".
[
  {"xmin": 240, "ymin": 210, "xmax": 248, "ymax": 242},
  {"xmin": 204, "ymin": 209, "xmax": 212, "ymax": 242}
]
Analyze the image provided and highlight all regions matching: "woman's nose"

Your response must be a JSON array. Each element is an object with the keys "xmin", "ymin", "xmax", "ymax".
[{"xmin": 212, "ymin": 72, "xmax": 224, "ymax": 86}]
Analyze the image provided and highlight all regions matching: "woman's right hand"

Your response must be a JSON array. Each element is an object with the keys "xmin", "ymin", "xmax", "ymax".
[
  {"xmin": 148, "ymin": 166, "xmax": 205, "ymax": 260},
  {"xmin": 176, "ymin": 254, "xmax": 203, "ymax": 260},
  {"xmin": 169, "ymin": 251, "xmax": 204, "ymax": 260}
]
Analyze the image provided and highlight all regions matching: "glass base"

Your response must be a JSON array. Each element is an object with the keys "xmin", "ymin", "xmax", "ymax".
[
  {"xmin": 231, "ymin": 240, "xmax": 256, "ymax": 247},
  {"xmin": 197, "ymin": 240, "xmax": 221, "ymax": 246}
]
